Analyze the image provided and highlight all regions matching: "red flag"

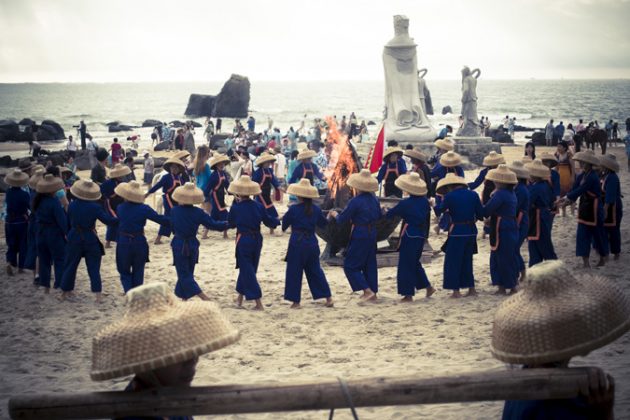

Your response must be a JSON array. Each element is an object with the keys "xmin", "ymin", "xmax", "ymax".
[{"xmin": 365, "ymin": 125, "xmax": 385, "ymax": 173}]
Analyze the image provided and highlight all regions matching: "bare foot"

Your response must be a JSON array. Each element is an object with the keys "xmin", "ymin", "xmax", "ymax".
[
  {"xmin": 154, "ymin": 238, "xmax": 162, "ymax": 245},
  {"xmin": 44, "ymin": 288, "xmax": 50, "ymax": 294},
  {"xmin": 18, "ymin": 268, "xmax": 24, "ymax": 274},
  {"xmin": 6, "ymin": 265, "xmax": 14, "ymax": 276},
  {"xmin": 198, "ymin": 292, "xmax": 211, "ymax": 301},
  {"xmin": 508, "ymin": 288, "xmax": 519, "ymax": 295},
  {"xmin": 433, "ymin": 224, "xmax": 440, "ymax": 235},
  {"xmin": 325, "ymin": 298, "xmax": 334, "ymax": 307},
  {"xmin": 518, "ymin": 270, "xmax": 526, "ymax": 283},
  {"xmin": 290, "ymin": 302, "xmax": 301, "ymax": 309},
  {"xmin": 400, "ymin": 296, "xmax": 413, "ymax": 303},
  {"xmin": 449, "ymin": 290, "xmax": 462, "ymax": 299},
  {"xmin": 223, "ymin": 231, "xmax": 229, "ymax": 240},
  {"xmin": 494, "ymin": 287, "xmax": 507, "ymax": 296},
  {"xmin": 596, "ymin": 258, "xmax": 606, "ymax": 267},
  {"xmin": 95, "ymin": 293, "xmax": 103, "ymax": 303},
  {"xmin": 253, "ymin": 299, "xmax": 264, "ymax": 311},
  {"xmin": 270, "ymin": 228, "xmax": 275, "ymax": 235},
  {"xmin": 614, "ymin": 254, "xmax": 620, "ymax": 261},
  {"xmin": 582, "ymin": 257, "xmax": 591, "ymax": 269},
  {"xmin": 235, "ymin": 294, "xmax": 244, "ymax": 307},
  {"xmin": 360, "ymin": 290, "xmax": 376, "ymax": 301},
  {"xmin": 465, "ymin": 289, "xmax": 478, "ymax": 297},
  {"xmin": 426, "ymin": 287, "xmax": 436, "ymax": 298}
]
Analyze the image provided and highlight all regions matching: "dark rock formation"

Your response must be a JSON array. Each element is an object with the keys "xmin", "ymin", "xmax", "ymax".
[
  {"xmin": 367, "ymin": 121, "xmax": 376, "ymax": 126},
  {"xmin": 169, "ymin": 120, "xmax": 185, "ymax": 128},
  {"xmin": 106, "ymin": 121, "xmax": 120, "ymax": 126},
  {"xmin": 108, "ymin": 122, "xmax": 134, "ymax": 133},
  {"xmin": 142, "ymin": 119, "xmax": 163, "ymax": 127},
  {"xmin": 530, "ymin": 131, "xmax": 546, "ymax": 146},
  {"xmin": 154, "ymin": 141, "xmax": 171, "ymax": 151},
  {"xmin": 0, "ymin": 119, "xmax": 65, "ymax": 142},
  {"xmin": 190, "ymin": 121, "xmax": 202, "ymax": 128},
  {"xmin": 0, "ymin": 120, "xmax": 19, "ymax": 142},
  {"xmin": 209, "ymin": 133, "xmax": 230, "ymax": 150},
  {"xmin": 441, "ymin": 105, "xmax": 453, "ymax": 115},
  {"xmin": 0, "ymin": 155, "xmax": 14, "ymax": 167},
  {"xmin": 37, "ymin": 120, "xmax": 66, "ymax": 141},
  {"xmin": 184, "ymin": 94, "xmax": 216, "ymax": 118},
  {"xmin": 486, "ymin": 128, "xmax": 514, "ymax": 144},
  {"xmin": 213, "ymin": 74, "xmax": 250, "ymax": 118},
  {"xmin": 423, "ymin": 86, "xmax": 434, "ymax": 115}
]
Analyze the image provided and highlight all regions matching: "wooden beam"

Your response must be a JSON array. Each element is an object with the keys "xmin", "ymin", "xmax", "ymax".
[{"xmin": 9, "ymin": 368, "xmax": 596, "ymax": 419}]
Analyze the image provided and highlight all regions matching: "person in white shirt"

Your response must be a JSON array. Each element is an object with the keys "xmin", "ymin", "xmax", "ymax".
[
  {"xmin": 66, "ymin": 135, "xmax": 77, "ymax": 158},
  {"xmin": 273, "ymin": 145, "xmax": 287, "ymax": 186}
]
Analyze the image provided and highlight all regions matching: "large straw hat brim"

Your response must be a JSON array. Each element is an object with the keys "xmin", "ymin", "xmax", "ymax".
[
  {"xmin": 346, "ymin": 171, "xmax": 379, "ymax": 193},
  {"xmin": 163, "ymin": 158, "xmax": 186, "ymax": 171},
  {"xmin": 436, "ymin": 174, "xmax": 467, "ymax": 194},
  {"xmin": 297, "ymin": 150, "xmax": 317, "ymax": 161},
  {"xmin": 287, "ymin": 179, "xmax": 319, "ymax": 199},
  {"xmin": 173, "ymin": 151, "xmax": 190, "ymax": 160},
  {"xmin": 172, "ymin": 184, "xmax": 205, "ymax": 205},
  {"xmin": 115, "ymin": 182, "xmax": 145, "ymax": 204},
  {"xmin": 395, "ymin": 173, "xmax": 427, "ymax": 196},
  {"xmin": 35, "ymin": 176, "xmax": 64, "ymax": 194},
  {"xmin": 482, "ymin": 153, "xmax": 506, "ymax": 167},
  {"xmin": 485, "ymin": 165, "xmax": 518, "ymax": 185},
  {"xmin": 28, "ymin": 170, "xmax": 45, "ymax": 189},
  {"xmin": 507, "ymin": 163, "xmax": 530, "ymax": 179},
  {"xmin": 5, "ymin": 169, "xmax": 29, "ymax": 187},
  {"xmin": 228, "ymin": 176, "xmax": 262, "ymax": 196},
  {"xmin": 209, "ymin": 155, "xmax": 230, "ymax": 169},
  {"xmin": 572, "ymin": 151, "xmax": 600, "ymax": 166},
  {"xmin": 599, "ymin": 155, "xmax": 620, "ymax": 172},
  {"xmin": 491, "ymin": 261, "xmax": 630, "ymax": 365},
  {"xmin": 434, "ymin": 139, "xmax": 455, "ymax": 151},
  {"xmin": 256, "ymin": 154, "xmax": 276, "ymax": 166},
  {"xmin": 439, "ymin": 152, "xmax": 462, "ymax": 168},
  {"xmin": 110, "ymin": 165, "xmax": 132, "ymax": 179},
  {"xmin": 404, "ymin": 149, "xmax": 428, "ymax": 162},
  {"xmin": 383, "ymin": 147, "xmax": 403, "ymax": 159},
  {"xmin": 539, "ymin": 153, "xmax": 558, "ymax": 167},
  {"xmin": 70, "ymin": 181, "xmax": 102, "ymax": 201},
  {"xmin": 525, "ymin": 161, "xmax": 551, "ymax": 179}
]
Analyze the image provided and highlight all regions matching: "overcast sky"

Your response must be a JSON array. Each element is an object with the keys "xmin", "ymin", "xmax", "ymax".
[{"xmin": 1, "ymin": 0, "xmax": 628, "ymax": 82}]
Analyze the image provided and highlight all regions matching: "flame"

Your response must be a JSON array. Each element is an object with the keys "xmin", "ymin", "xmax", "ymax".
[{"xmin": 323, "ymin": 117, "xmax": 359, "ymax": 198}]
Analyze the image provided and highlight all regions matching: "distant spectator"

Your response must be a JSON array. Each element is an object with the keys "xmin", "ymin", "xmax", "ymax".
[
  {"xmin": 247, "ymin": 115, "xmax": 256, "ymax": 132},
  {"xmin": 174, "ymin": 129, "xmax": 184, "ymax": 150},
  {"xmin": 124, "ymin": 156, "xmax": 136, "ymax": 182},
  {"xmin": 605, "ymin": 120, "xmax": 613, "ymax": 141},
  {"xmin": 524, "ymin": 141, "xmax": 536, "ymax": 160},
  {"xmin": 216, "ymin": 118, "xmax": 222, "ymax": 133},
  {"xmin": 110, "ymin": 138, "xmax": 123, "ymax": 167},
  {"xmin": 502, "ymin": 115, "xmax": 509, "ymax": 133},
  {"xmin": 28, "ymin": 140, "xmax": 42, "ymax": 158},
  {"xmin": 553, "ymin": 121, "xmax": 565, "ymax": 143},
  {"xmin": 91, "ymin": 148, "xmax": 108, "ymax": 185},
  {"xmin": 66, "ymin": 135, "xmax": 77, "ymax": 158},
  {"xmin": 545, "ymin": 119, "xmax": 554, "ymax": 146},
  {"xmin": 508, "ymin": 117, "xmax": 516, "ymax": 138},
  {"xmin": 143, "ymin": 151, "xmax": 154, "ymax": 184},
  {"xmin": 436, "ymin": 125, "xmax": 453, "ymax": 140}
]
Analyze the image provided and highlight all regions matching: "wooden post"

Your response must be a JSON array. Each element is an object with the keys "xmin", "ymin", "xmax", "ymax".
[{"xmin": 9, "ymin": 368, "xmax": 597, "ymax": 420}]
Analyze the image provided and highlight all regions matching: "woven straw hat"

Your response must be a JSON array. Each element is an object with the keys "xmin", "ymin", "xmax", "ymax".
[
  {"xmin": 70, "ymin": 179, "xmax": 102, "ymax": 201},
  {"xmin": 209, "ymin": 154, "xmax": 230, "ymax": 169},
  {"xmin": 256, "ymin": 152, "xmax": 276, "ymax": 166},
  {"xmin": 491, "ymin": 260, "xmax": 630, "ymax": 365},
  {"xmin": 163, "ymin": 157, "xmax": 186, "ymax": 172},
  {"xmin": 573, "ymin": 149, "xmax": 600, "ymax": 166},
  {"xmin": 346, "ymin": 169, "xmax": 379, "ymax": 193},
  {"xmin": 28, "ymin": 169, "xmax": 45, "ymax": 189},
  {"xmin": 507, "ymin": 161, "xmax": 530, "ymax": 179},
  {"xmin": 18, "ymin": 158, "xmax": 34, "ymax": 173},
  {"xmin": 436, "ymin": 173, "xmax": 467, "ymax": 195},
  {"xmin": 228, "ymin": 175, "xmax": 262, "ymax": 196},
  {"xmin": 297, "ymin": 150, "xmax": 317, "ymax": 161},
  {"xmin": 383, "ymin": 146, "xmax": 404, "ymax": 160},
  {"xmin": 486, "ymin": 164, "xmax": 518, "ymax": 185},
  {"xmin": 173, "ymin": 150, "xmax": 190, "ymax": 161},
  {"xmin": 35, "ymin": 174, "xmax": 64, "ymax": 194},
  {"xmin": 172, "ymin": 182, "xmax": 204, "ymax": 205},
  {"xmin": 599, "ymin": 154, "xmax": 620, "ymax": 172},
  {"xmin": 109, "ymin": 164, "xmax": 132, "ymax": 179},
  {"xmin": 91, "ymin": 282, "xmax": 240, "ymax": 381},
  {"xmin": 434, "ymin": 138, "xmax": 455, "ymax": 151},
  {"xmin": 482, "ymin": 151, "xmax": 505, "ymax": 167},
  {"xmin": 58, "ymin": 166, "xmax": 72, "ymax": 176},
  {"xmin": 539, "ymin": 152, "xmax": 558, "ymax": 167},
  {"xmin": 521, "ymin": 156, "xmax": 533, "ymax": 164},
  {"xmin": 525, "ymin": 159, "xmax": 551, "ymax": 179},
  {"xmin": 395, "ymin": 172, "xmax": 428, "ymax": 196},
  {"xmin": 5, "ymin": 169, "xmax": 29, "ymax": 187},
  {"xmin": 439, "ymin": 151, "xmax": 462, "ymax": 168},
  {"xmin": 115, "ymin": 181, "xmax": 145, "ymax": 204},
  {"xmin": 32, "ymin": 164, "xmax": 45, "ymax": 174},
  {"xmin": 287, "ymin": 178, "xmax": 319, "ymax": 199},
  {"xmin": 404, "ymin": 149, "xmax": 428, "ymax": 163}
]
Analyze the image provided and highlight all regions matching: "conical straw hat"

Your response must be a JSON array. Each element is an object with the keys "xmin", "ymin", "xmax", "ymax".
[
  {"xmin": 539, "ymin": 152, "xmax": 558, "ymax": 167},
  {"xmin": 28, "ymin": 169, "xmax": 45, "ymax": 189},
  {"xmin": 35, "ymin": 174, "xmax": 64, "ymax": 194},
  {"xmin": 287, "ymin": 178, "xmax": 319, "ymax": 199},
  {"xmin": 109, "ymin": 163, "xmax": 132, "ymax": 179},
  {"xmin": 521, "ymin": 155, "xmax": 533, "ymax": 164},
  {"xmin": 228, "ymin": 175, "xmax": 262, "ymax": 196},
  {"xmin": 403, "ymin": 149, "xmax": 428, "ymax": 163},
  {"xmin": 383, "ymin": 146, "xmax": 404, "ymax": 160},
  {"xmin": 482, "ymin": 151, "xmax": 505, "ymax": 167},
  {"xmin": 439, "ymin": 151, "xmax": 462, "ymax": 168},
  {"xmin": 491, "ymin": 260, "xmax": 630, "ymax": 365},
  {"xmin": 58, "ymin": 165, "xmax": 72, "ymax": 176},
  {"xmin": 507, "ymin": 160, "xmax": 530, "ymax": 180},
  {"xmin": 436, "ymin": 173, "xmax": 467, "ymax": 195},
  {"xmin": 486, "ymin": 164, "xmax": 518, "ymax": 185},
  {"xmin": 163, "ymin": 157, "xmax": 186, "ymax": 172},
  {"xmin": 209, "ymin": 154, "xmax": 230, "ymax": 169},
  {"xmin": 599, "ymin": 154, "xmax": 620, "ymax": 172},
  {"xmin": 525, "ymin": 159, "xmax": 551, "ymax": 179},
  {"xmin": 434, "ymin": 138, "xmax": 455, "ymax": 151},
  {"xmin": 5, "ymin": 169, "xmax": 29, "ymax": 187},
  {"xmin": 173, "ymin": 150, "xmax": 190, "ymax": 161},
  {"xmin": 395, "ymin": 172, "xmax": 428, "ymax": 196},
  {"xmin": 297, "ymin": 150, "xmax": 317, "ymax": 161},
  {"xmin": 70, "ymin": 179, "xmax": 102, "ymax": 201},
  {"xmin": 172, "ymin": 182, "xmax": 204, "ymax": 205},
  {"xmin": 346, "ymin": 169, "xmax": 378, "ymax": 193},
  {"xmin": 572, "ymin": 149, "xmax": 600, "ymax": 166},
  {"xmin": 91, "ymin": 282, "xmax": 240, "ymax": 381},
  {"xmin": 255, "ymin": 152, "xmax": 276, "ymax": 166},
  {"xmin": 115, "ymin": 181, "xmax": 145, "ymax": 204}
]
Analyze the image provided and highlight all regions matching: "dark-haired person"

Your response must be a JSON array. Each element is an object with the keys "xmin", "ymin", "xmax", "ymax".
[{"xmin": 91, "ymin": 148, "xmax": 109, "ymax": 185}]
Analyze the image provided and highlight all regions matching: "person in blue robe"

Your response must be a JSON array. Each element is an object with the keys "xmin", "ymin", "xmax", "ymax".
[
  {"xmin": 287, "ymin": 151, "xmax": 326, "ymax": 186},
  {"xmin": 431, "ymin": 151, "xmax": 465, "ymax": 234},
  {"xmin": 205, "ymin": 154, "xmax": 231, "ymax": 239},
  {"xmin": 376, "ymin": 147, "xmax": 407, "ymax": 198},
  {"xmin": 508, "ymin": 161, "xmax": 530, "ymax": 282},
  {"xmin": 3, "ymin": 170, "xmax": 31, "ymax": 275},
  {"xmin": 252, "ymin": 153, "xmax": 281, "ymax": 234},
  {"xmin": 100, "ymin": 164, "xmax": 130, "ymax": 249},
  {"xmin": 525, "ymin": 160, "xmax": 558, "ymax": 267},
  {"xmin": 146, "ymin": 158, "xmax": 186, "ymax": 245},
  {"xmin": 24, "ymin": 170, "xmax": 44, "ymax": 284},
  {"xmin": 599, "ymin": 154, "xmax": 623, "ymax": 260}
]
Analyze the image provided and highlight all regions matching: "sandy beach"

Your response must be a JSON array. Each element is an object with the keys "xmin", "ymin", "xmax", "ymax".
[{"xmin": 1, "ymin": 146, "xmax": 629, "ymax": 420}]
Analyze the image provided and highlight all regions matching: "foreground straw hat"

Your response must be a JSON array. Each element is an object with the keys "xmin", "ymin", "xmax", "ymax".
[
  {"xmin": 404, "ymin": 149, "xmax": 428, "ymax": 163},
  {"xmin": 228, "ymin": 175, "xmax": 262, "ymax": 196},
  {"xmin": 255, "ymin": 152, "xmax": 276, "ymax": 166},
  {"xmin": 5, "ymin": 169, "xmax": 29, "ymax": 187},
  {"xmin": 486, "ymin": 164, "xmax": 518, "ymax": 185},
  {"xmin": 491, "ymin": 260, "xmax": 630, "ymax": 365},
  {"xmin": 297, "ymin": 150, "xmax": 317, "ymax": 161},
  {"xmin": 482, "ymin": 151, "xmax": 505, "ymax": 167},
  {"xmin": 172, "ymin": 182, "xmax": 204, "ymax": 205},
  {"xmin": 70, "ymin": 179, "xmax": 102, "ymax": 201},
  {"xmin": 395, "ymin": 172, "xmax": 428, "ymax": 196},
  {"xmin": 507, "ymin": 161, "xmax": 530, "ymax": 180},
  {"xmin": 539, "ymin": 152, "xmax": 558, "ymax": 167},
  {"xmin": 35, "ymin": 174, "xmax": 64, "ymax": 194},
  {"xmin": 163, "ymin": 157, "xmax": 186, "ymax": 172},
  {"xmin": 383, "ymin": 146, "xmax": 404, "ymax": 160},
  {"xmin": 434, "ymin": 138, "xmax": 455, "ymax": 151},
  {"xmin": 346, "ymin": 169, "xmax": 379, "ymax": 193},
  {"xmin": 209, "ymin": 154, "xmax": 230, "ymax": 169},
  {"xmin": 115, "ymin": 181, "xmax": 145, "ymax": 204},
  {"xmin": 439, "ymin": 151, "xmax": 462, "ymax": 168},
  {"xmin": 91, "ymin": 282, "xmax": 240, "ymax": 381},
  {"xmin": 436, "ymin": 173, "xmax": 467, "ymax": 195},
  {"xmin": 28, "ymin": 169, "xmax": 45, "ymax": 189},
  {"xmin": 572, "ymin": 149, "xmax": 600, "ymax": 166},
  {"xmin": 525, "ymin": 159, "xmax": 551, "ymax": 179},
  {"xmin": 599, "ymin": 154, "xmax": 620, "ymax": 172},
  {"xmin": 521, "ymin": 156, "xmax": 533, "ymax": 164},
  {"xmin": 109, "ymin": 164, "xmax": 132, "ymax": 179},
  {"xmin": 173, "ymin": 150, "xmax": 190, "ymax": 161},
  {"xmin": 287, "ymin": 178, "xmax": 319, "ymax": 199}
]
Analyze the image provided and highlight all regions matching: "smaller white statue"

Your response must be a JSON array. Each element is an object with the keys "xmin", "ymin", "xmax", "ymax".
[{"xmin": 457, "ymin": 66, "xmax": 482, "ymax": 137}]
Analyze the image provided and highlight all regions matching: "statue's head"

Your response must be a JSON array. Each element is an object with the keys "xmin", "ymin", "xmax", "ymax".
[
  {"xmin": 393, "ymin": 15, "xmax": 409, "ymax": 36},
  {"xmin": 461, "ymin": 66, "xmax": 471, "ymax": 76}
]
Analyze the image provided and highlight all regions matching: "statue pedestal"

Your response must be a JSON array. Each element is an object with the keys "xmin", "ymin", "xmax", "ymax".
[
  {"xmin": 410, "ymin": 136, "xmax": 501, "ymax": 166},
  {"xmin": 384, "ymin": 120, "xmax": 437, "ymax": 144}
]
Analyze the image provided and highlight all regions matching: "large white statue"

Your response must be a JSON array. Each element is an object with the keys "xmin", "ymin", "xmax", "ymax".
[
  {"xmin": 383, "ymin": 15, "xmax": 436, "ymax": 143},
  {"xmin": 456, "ymin": 66, "xmax": 482, "ymax": 137}
]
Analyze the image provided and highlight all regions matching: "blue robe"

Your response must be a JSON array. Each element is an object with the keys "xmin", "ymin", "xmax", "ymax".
[
  {"xmin": 252, "ymin": 167, "xmax": 281, "ymax": 218},
  {"xmin": 601, "ymin": 171, "xmax": 622, "ymax": 255},
  {"xmin": 100, "ymin": 178, "xmax": 123, "ymax": 242},
  {"xmin": 205, "ymin": 169, "xmax": 230, "ymax": 221},
  {"xmin": 148, "ymin": 173, "xmax": 183, "ymax": 237},
  {"xmin": 376, "ymin": 158, "xmax": 407, "ymax": 198},
  {"xmin": 5, "ymin": 187, "xmax": 30, "ymax": 269},
  {"xmin": 435, "ymin": 188, "xmax": 483, "ymax": 290},
  {"xmin": 60, "ymin": 199, "xmax": 118, "ymax": 293},
  {"xmin": 171, "ymin": 205, "xmax": 227, "ymax": 299},
  {"xmin": 514, "ymin": 181, "xmax": 530, "ymax": 272},
  {"xmin": 484, "ymin": 189, "xmax": 520, "ymax": 289},
  {"xmin": 335, "ymin": 193, "xmax": 382, "ymax": 293},
  {"xmin": 228, "ymin": 199, "xmax": 280, "ymax": 300},
  {"xmin": 431, "ymin": 164, "xmax": 465, "ymax": 231},
  {"xmin": 386, "ymin": 195, "xmax": 432, "ymax": 296},
  {"xmin": 116, "ymin": 202, "xmax": 170, "ymax": 293},
  {"xmin": 288, "ymin": 162, "xmax": 325, "ymax": 185},
  {"xmin": 527, "ymin": 181, "xmax": 558, "ymax": 266},
  {"xmin": 35, "ymin": 195, "xmax": 68, "ymax": 288},
  {"xmin": 24, "ymin": 188, "xmax": 38, "ymax": 271},
  {"xmin": 281, "ymin": 202, "xmax": 331, "ymax": 303}
]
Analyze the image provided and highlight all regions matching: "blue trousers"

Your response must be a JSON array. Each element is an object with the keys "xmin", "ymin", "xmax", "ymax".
[
  {"xmin": 490, "ymin": 226, "xmax": 519, "ymax": 289},
  {"xmin": 24, "ymin": 220, "xmax": 37, "ymax": 270},
  {"xmin": 235, "ymin": 234, "xmax": 263, "ymax": 300},
  {"xmin": 343, "ymin": 229, "xmax": 378, "ymax": 293},
  {"xmin": 116, "ymin": 235, "xmax": 149, "ymax": 293},
  {"xmin": 605, "ymin": 211, "xmax": 622, "ymax": 255},
  {"xmin": 528, "ymin": 219, "xmax": 557, "ymax": 267},
  {"xmin": 60, "ymin": 240, "xmax": 103, "ymax": 292},
  {"xmin": 284, "ymin": 240, "xmax": 331, "ymax": 303},
  {"xmin": 37, "ymin": 229, "xmax": 66, "ymax": 289},
  {"xmin": 443, "ymin": 235, "xmax": 476, "ymax": 290},
  {"xmin": 577, "ymin": 223, "xmax": 608, "ymax": 258},
  {"xmin": 158, "ymin": 195, "xmax": 173, "ymax": 237},
  {"xmin": 105, "ymin": 224, "xmax": 118, "ymax": 242},
  {"xmin": 172, "ymin": 239, "xmax": 202, "ymax": 300},
  {"xmin": 397, "ymin": 234, "xmax": 431, "ymax": 296},
  {"xmin": 516, "ymin": 218, "xmax": 528, "ymax": 272},
  {"xmin": 5, "ymin": 221, "xmax": 28, "ymax": 268}
]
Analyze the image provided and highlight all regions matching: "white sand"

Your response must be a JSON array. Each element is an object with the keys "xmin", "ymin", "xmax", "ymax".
[{"xmin": 1, "ymin": 147, "xmax": 629, "ymax": 419}]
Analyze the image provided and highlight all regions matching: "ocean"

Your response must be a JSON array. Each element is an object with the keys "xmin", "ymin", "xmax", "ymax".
[{"xmin": 1, "ymin": 79, "xmax": 629, "ymax": 154}]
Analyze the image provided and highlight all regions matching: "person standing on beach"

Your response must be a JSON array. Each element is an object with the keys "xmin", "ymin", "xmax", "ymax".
[
  {"xmin": 553, "ymin": 121, "xmax": 565, "ymax": 144},
  {"xmin": 183, "ymin": 125, "xmax": 196, "ymax": 158},
  {"xmin": 545, "ymin": 119, "xmax": 555, "ymax": 146},
  {"xmin": 78, "ymin": 120, "xmax": 87, "ymax": 150},
  {"xmin": 599, "ymin": 154, "xmax": 622, "ymax": 261},
  {"xmin": 66, "ymin": 135, "xmax": 77, "ymax": 158},
  {"xmin": 142, "ymin": 151, "xmax": 154, "ymax": 185},
  {"xmin": 431, "ymin": 151, "xmax": 465, "ymax": 234},
  {"xmin": 90, "ymin": 148, "xmax": 109, "ymax": 185},
  {"xmin": 524, "ymin": 160, "xmax": 557, "ymax": 267},
  {"xmin": 508, "ymin": 161, "xmax": 530, "ymax": 282},
  {"xmin": 100, "ymin": 164, "xmax": 131, "ymax": 249},
  {"xmin": 3, "ymin": 169, "xmax": 30, "ymax": 276},
  {"xmin": 205, "ymin": 119, "xmax": 215, "ymax": 146},
  {"xmin": 288, "ymin": 150, "xmax": 326, "ymax": 187},
  {"xmin": 252, "ymin": 153, "xmax": 281, "ymax": 235},
  {"xmin": 206, "ymin": 154, "xmax": 231, "ymax": 239},
  {"xmin": 377, "ymin": 147, "xmax": 407, "ymax": 198},
  {"xmin": 110, "ymin": 138, "xmax": 123, "ymax": 167},
  {"xmin": 146, "ymin": 157, "xmax": 186, "ymax": 245}
]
